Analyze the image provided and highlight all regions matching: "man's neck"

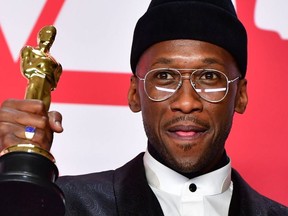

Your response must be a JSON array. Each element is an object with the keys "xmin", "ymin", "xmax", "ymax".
[{"xmin": 147, "ymin": 142, "xmax": 229, "ymax": 179}]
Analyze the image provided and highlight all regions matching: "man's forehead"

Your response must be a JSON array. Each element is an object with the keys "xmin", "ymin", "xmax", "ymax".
[
  {"xmin": 136, "ymin": 40, "xmax": 240, "ymax": 77},
  {"xmin": 140, "ymin": 40, "xmax": 235, "ymax": 66}
]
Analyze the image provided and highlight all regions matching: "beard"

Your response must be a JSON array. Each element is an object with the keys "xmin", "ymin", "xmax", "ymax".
[{"xmin": 143, "ymin": 115, "xmax": 233, "ymax": 175}]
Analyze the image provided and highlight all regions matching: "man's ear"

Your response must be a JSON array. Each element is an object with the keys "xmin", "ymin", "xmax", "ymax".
[
  {"xmin": 128, "ymin": 75, "xmax": 141, "ymax": 112},
  {"xmin": 234, "ymin": 78, "xmax": 248, "ymax": 114}
]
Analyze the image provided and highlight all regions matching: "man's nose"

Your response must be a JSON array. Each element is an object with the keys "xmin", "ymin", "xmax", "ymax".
[{"xmin": 169, "ymin": 79, "xmax": 203, "ymax": 114}]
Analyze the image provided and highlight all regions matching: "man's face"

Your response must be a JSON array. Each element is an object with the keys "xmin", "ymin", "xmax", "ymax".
[{"xmin": 128, "ymin": 39, "xmax": 248, "ymax": 174}]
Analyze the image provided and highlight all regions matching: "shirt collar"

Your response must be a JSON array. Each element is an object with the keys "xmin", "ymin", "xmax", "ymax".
[{"xmin": 143, "ymin": 150, "xmax": 231, "ymax": 196}]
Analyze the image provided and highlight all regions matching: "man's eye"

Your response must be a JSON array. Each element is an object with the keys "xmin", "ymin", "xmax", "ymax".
[
  {"xmin": 200, "ymin": 71, "xmax": 218, "ymax": 80},
  {"xmin": 155, "ymin": 71, "xmax": 174, "ymax": 80}
]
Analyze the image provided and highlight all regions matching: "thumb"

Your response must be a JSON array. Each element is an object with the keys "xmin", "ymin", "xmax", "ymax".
[{"xmin": 48, "ymin": 111, "xmax": 63, "ymax": 133}]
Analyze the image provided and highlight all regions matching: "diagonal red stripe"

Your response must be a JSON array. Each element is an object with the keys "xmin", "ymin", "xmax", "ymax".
[
  {"xmin": 0, "ymin": 0, "xmax": 132, "ymax": 107},
  {"xmin": 0, "ymin": 27, "xmax": 26, "ymax": 102},
  {"xmin": 24, "ymin": 0, "xmax": 66, "ymax": 47}
]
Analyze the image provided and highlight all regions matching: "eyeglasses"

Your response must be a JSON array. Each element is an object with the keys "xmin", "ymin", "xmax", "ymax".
[{"xmin": 136, "ymin": 68, "xmax": 240, "ymax": 103}]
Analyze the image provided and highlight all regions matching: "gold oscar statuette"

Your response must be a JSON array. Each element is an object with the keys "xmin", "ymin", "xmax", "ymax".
[{"xmin": 0, "ymin": 26, "xmax": 65, "ymax": 216}]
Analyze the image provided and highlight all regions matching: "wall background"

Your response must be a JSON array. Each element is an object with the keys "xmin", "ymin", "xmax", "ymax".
[{"xmin": 0, "ymin": 0, "xmax": 287, "ymax": 206}]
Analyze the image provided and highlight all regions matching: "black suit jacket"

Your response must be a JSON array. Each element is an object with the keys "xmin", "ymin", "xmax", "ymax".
[{"xmin": 57, "ymin": 153, "xmax": 288, "ymax": 216}]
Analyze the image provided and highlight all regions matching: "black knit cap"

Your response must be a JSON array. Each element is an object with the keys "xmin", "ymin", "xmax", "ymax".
[{"xmin": 130, "ymin": 0, "xmax": 248, "ymax": 77}]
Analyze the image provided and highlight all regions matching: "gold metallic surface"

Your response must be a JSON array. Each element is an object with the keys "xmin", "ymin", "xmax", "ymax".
[
  {"xmin": 0, "ymin": 144, "xmax": 55, "ymax": 162},
  {"xmin": 21, "ymin": 25, "xmax": 62, "ymax": 111}
]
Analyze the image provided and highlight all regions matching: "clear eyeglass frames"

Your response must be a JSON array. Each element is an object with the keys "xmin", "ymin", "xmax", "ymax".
[{"xmin": 136, "ymin": 68, "xmax": 240, "ymax": 103}]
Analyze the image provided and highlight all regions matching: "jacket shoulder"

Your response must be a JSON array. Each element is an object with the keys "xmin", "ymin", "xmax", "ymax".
[
  {"xmin": 57, "ymin": 170, "xmax": 117, "ymax": 216},
  {"xmin": 230, "ymin": 169, "xmax": 288, "ymax": 216}
]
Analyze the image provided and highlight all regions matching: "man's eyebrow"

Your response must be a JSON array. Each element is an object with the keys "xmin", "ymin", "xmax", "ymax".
[
  {"xmin": 202, "ymin": 57, "xmax": 225, "ymax": 67},
  {"xmin": 151, "ymin": 57, "xmax": 226, "ymax": 67},
  {"xmin": 151, "ymin": 57, "xmax": 173, "ymax": 67}
]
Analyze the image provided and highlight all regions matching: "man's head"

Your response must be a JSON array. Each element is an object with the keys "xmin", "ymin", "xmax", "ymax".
[{"xmin": 128, "ymin": 0, "xmax": 248, "ymax": 175}]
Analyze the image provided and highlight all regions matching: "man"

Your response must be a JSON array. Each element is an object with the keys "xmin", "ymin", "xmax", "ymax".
[{"xmin": 0, "ymin": 0, "xmax": 287, "ymax": 215}]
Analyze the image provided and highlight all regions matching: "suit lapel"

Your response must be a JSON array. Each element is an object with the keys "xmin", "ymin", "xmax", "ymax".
[
  {"xmin": 229, "ymin": 169, "xmax": 269, "ymax": 216},
  {"xmin": 113, "ymin": 157, "xmax": 286, "ymax": 215},
  {"xmin": 228, "ymin": 169, "xmax": 246, "ymax": 216},
  {"xmin": 113, "ymin": 153, "xmax": 164, "ymax": 216}
]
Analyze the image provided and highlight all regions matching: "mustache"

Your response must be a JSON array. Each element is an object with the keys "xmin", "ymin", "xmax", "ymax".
[{"xmin": 163, "ymin": 115, "xmax": 209, "ymax": 129}]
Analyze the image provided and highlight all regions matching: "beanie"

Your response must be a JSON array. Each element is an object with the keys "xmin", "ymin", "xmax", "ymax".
[{"xmin": 130, "ymin": 0, "xmax": 247, "ymax": 77}]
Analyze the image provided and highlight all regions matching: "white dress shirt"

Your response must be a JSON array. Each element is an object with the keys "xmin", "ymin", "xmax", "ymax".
[{"xmin": 143, "ymin": 151, "xmax": 233, "ymax": 216}]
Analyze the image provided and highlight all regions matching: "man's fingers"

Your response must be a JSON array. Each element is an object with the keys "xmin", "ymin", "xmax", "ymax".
[
  {"xmin": 1, "ymin": 99, "xmax": 47, "ymax": 115},
  {"xmin": 0, "ymin": 99, "xmax": 62, "ymax": 152},
  {"xmin": 1, "ymin": 99, "xmax": 49, "ymax": 129},
  {"xmin": 0, "ymin": 121, "xmax": 52, "ymax": 151},
  {"xmin": 48, "ymin": 111, "xmax": 63, "ymax": 133}
]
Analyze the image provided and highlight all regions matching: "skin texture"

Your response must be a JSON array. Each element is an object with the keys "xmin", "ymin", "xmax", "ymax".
[
  {"xmin": 0, "ymin": 99, "xmax": 63, "ymax": 151},
  {"xmin": 128, "ymin": 39, "xmax": 248, "ymax": 175}
]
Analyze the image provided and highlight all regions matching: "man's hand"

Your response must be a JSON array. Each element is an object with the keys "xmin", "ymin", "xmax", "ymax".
[{"xmin": 0, "ymin": 99, "xmax": 63, "ymax": 152}]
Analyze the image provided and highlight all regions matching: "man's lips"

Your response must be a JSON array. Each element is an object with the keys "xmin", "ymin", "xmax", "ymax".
[
  {"xmin": 167, "ymin": 124, "xmax": 207, "ymax": 139},
  {"xmin": 175, "ymin": 131, "xmax": 196, "ymax": 137}
]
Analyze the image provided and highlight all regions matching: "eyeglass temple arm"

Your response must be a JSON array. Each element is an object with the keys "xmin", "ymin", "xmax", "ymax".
[{"xmin": 228, "ymin": 76, "xmax": 240, "ymax": 84}]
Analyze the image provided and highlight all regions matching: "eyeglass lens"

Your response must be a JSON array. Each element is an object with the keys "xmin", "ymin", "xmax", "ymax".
[{"xmin": 144, "ymin": 69, "xmax": 229, "ymax": 102}]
